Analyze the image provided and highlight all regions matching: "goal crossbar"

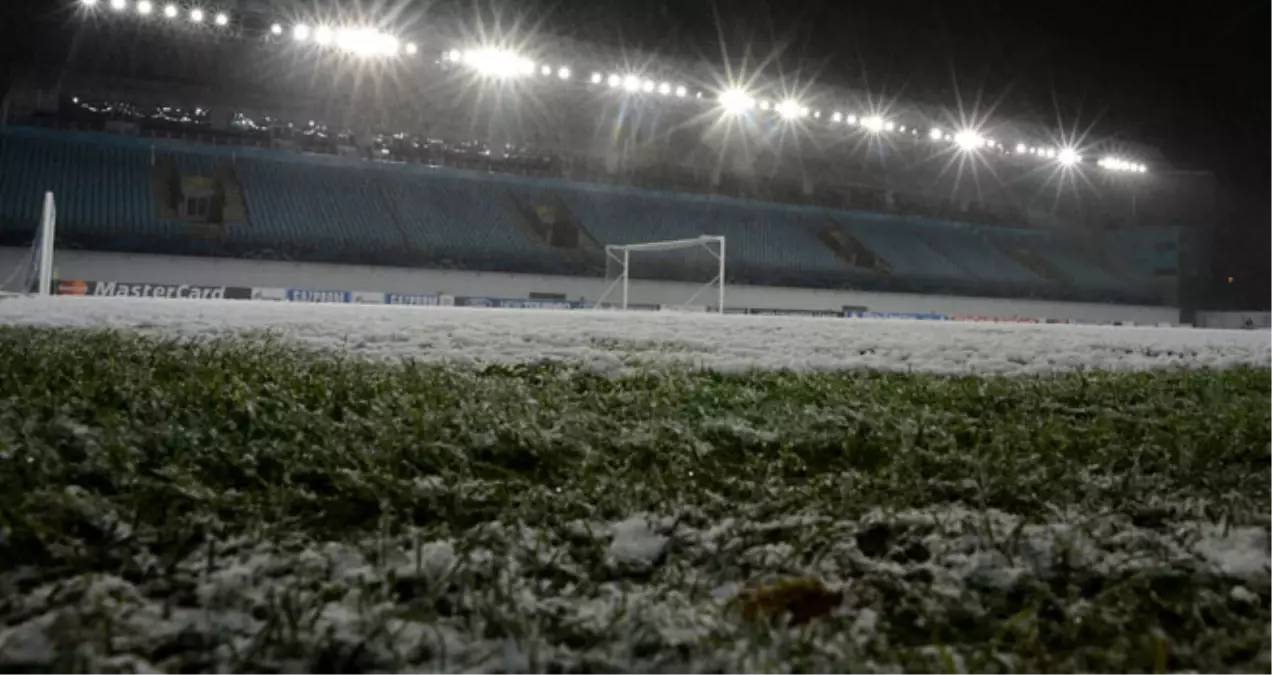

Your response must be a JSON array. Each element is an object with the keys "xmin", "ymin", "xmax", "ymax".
[{"xmin": 595, "ymin": 235, "xmax": 725, "ymax": 313}]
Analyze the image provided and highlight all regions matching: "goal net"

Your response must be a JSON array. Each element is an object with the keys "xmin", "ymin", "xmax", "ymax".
[
  {"xmin": 0, "ymin": 191, "xmax": 55, "ymax": 298},
  {"xmin": 595, "ymin": 235, "xmax": 725, "ymax": 313}
]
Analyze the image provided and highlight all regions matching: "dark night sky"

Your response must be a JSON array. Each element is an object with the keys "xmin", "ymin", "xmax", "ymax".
[{"xmin": 3, "ymin": 0, "xmax": 1268, "ymax": 307}]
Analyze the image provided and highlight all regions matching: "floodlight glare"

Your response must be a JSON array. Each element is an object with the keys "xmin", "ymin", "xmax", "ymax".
[
  {"xmin": 269, "ymin": 22, "xmax": 282, "ymax": 35},
  {"xmin": 557, "ymin": 67, "xmax": 571, "ymax": 80},
  {"xmin": 293, "ymin": 23, "xmax": 310, "ymax": 40},
  {"xmin": 188, "ymin": 7, "xmax": 203, "ymax": 22},
  {"xmin": 136, "ymin": 0, "xmax": 152, "ymax": 14},
  {"xmin": 862, "ymin": 116, "xmax": 884, "ymax": 132},
  {"xmin": 929, "ymin": 128, "xmax": 942, "ymax": 140},
  {"xmin": 831, "ymin": 112, "xmax": 843, "ymax": 122},
  {"xmin": 463, "ymin": 48, "xmax": 532, "ymax": 76},
  {"xmin": 814, "ymin": 110, "xmax": 822, "ymax": 119},
  {"xmin": 775, "ymin": 100, "xmax": 801, "ymax": 119},
  {"xmin": 642, "ymin": 79, "xmax": 655, "ymax": 93},
  {"xmin": 1015, "ymin": 143, "xmax": 1026, "ymax": 154},
  {"xmin": 846, "ymin": 114, "xmax": 858, "ymax": 125},
  {"xmin": 883, "ymin": 120, "xmax": 896, "ymax": 131},
  {"xmin": 590, "ymin": 72, "xmax": 602, "ymax": 84},
  {"xmin": 110, "ymin": 0, "xmax": 126, "ymax": 11},
  {"xmin": 1058, "ymin": 148, "xmax": 1078, "ymax": 165},
  {"xmin": 314, "ymin": 26, "xmax": 333, "ymax": 44},
  {"xmin": 446, "ymin": 49, "xmax": 461, "ymax": 62},
  {"xmin": 622, "ymin": 75, "xmax": 639, "ymax": 91},
  {"xmin": 658, "ymin": 82, "xmax": 671, "ymax": 95},
  {"xmin": 718, "ymin": 89, "xmax": 755, "ymax": 114},
  {"xmin": 540, "ymin": 65, "xmax": 551, "ymax": 76},
  {"xmin": 607, "ymin": 74, "xmax": 620, "ymax": 87},
  {"xmin": 675, "ymin": 85, "xmax": 687, "ymax": 97},
  {"xmin": 214, "ymin": 12, "xmax": 227, "ymax": 25},
  {"xmin": 758, "ymin": 100, "xmax": 771, "ymax": 111},
  {"xmin": 954, "ymin": 130, "xmax": 983, "ymax": 150},
  {"xmin": 405, "ymin": 42, "xmax": 418, "ymax": 55},
  {"xmin": 81, "ymin": 0, "xmax": 99, "ymax": 7}
]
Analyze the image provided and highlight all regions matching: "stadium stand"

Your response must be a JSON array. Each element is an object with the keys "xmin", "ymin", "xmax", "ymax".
[{"xmin": 0, "ymin": 125, "xmax": 1174, "ymax": 305}]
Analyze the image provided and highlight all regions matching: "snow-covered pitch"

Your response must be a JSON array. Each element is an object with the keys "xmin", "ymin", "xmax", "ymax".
[{"xmin": 0, "ymin": 296, "xmax": 1267, "ymax": 374}]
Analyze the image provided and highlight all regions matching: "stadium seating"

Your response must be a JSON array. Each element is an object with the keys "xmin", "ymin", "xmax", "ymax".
[{"xmin": 0, "ymin": 126, "xmax": 1168, "ymax": 304}]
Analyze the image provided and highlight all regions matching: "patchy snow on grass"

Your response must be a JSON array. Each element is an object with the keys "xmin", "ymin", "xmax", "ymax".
[{"xmin": 0, "ymin": 296, "xmax": 1267, "ymax": 374}]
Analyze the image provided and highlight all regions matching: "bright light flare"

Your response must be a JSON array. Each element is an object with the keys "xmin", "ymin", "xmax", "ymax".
[
  {"xmin": 606, "ymin": 74, "xmax": 620, "ymax": 87},
  {"xmin": 136, "ymin": 0, "xmax": 152, "ymax": 15},
  {"xmin": 718, "ymin": 88, "xmax": 755, "ymax": 115},
  {"xmin": 293, "ymin": 23, "xmax": 310, "ymax": 41},
  {"xmin": 831, "ymin": 112, "xmax": 843, "ymax": 122},
  {"xmin": 674, "ymin": 85, "xmax": 687, "ymax": 97},
  {"xmin": 80, "ymin": 0, "xmax": 99, "ymax": 7},
  {"xmin": 657, "ymin": 82, "xmax": 671, "ymax": 95},
  {"xmin": 188, "ymin": 7, "xmax": 203, "ymax": 22},
  {"xmin": 109, "ymin": 0, "xmax": 126, "ymax": 11},
  {"xmin": 929, "ymin": 128, "xmax": 942, "ymax": 140},
  {"xmin": 621, "ymin": 75, "xmax": 640, "ymax": 91},
  {"xmin": 314, "ymin": 26, "xmax": 333, "ymax": 44},
  {"xmin": 590, "ymin": 72, "xmax": 602, "ymax": 84},
  {"xmin": 213, "ymin": 11, "xmax": 227, "ymax": 25},
  {"xmin": 1058, "ymin": 148, "xmax": 1079, "ymax": 165},
  {"xmin": 405, "ymin": 42, "xmax": 418, "ymax": 55},
  {"xmin": 463, "ymin": 48, "xmax": 536, "ymax": 77},
  {"xmin": 270, "ymin": 22, "xmax": 282, "ymax": 35},
  {"xmin": 557, "ymin": 67, "xmax": 571, "ymax": 80},
  {"xmin": 954, "ymin": 130, "xmax": 984, "ymax": 150},
  {"xmin": 861, "ymin": 115, "xmax": 884, "ymax": 132},
  {"xmin": 775, "ymin": 100, "xmax": 805, "ymax": 119}
]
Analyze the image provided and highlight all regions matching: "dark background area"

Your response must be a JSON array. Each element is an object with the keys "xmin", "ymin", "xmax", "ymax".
[{"xmin": 3, "ymin": 0, "xmax": 1267, "ymax": 309}]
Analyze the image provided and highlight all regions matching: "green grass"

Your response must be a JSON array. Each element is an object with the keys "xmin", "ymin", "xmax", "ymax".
[{"xmin": 0, "ymin": 326, "xmax": 1268, "ymax": 673}]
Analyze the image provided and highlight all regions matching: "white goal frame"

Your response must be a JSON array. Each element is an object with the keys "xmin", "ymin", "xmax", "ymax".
[
  {"xmin": 0, "ymin": 190, "xmax": 55, "ymax": 298},
  {"xmin": 37, "ymin": 191, "xmax": 55, "ymax": 296},
  {"xmin": 595, "ymin": 235, "xmax": 726, "ymax": 313}
]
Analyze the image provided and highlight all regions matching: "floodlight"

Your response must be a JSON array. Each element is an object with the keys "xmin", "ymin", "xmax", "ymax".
[
  {"xmin": 642, "ymin": 79, "xmax": 655, "ymax": 93},
  {"xmin": 270, "ymin": 22, "xmax": 282, "ymax": 35},
  {"xmin": 862, "ymin": 115, "xmax": 884, "ymax": 132},
  {"xmin": 110, "ymin": 0, "xmax": 126, "ymax": 11},
  {"xmin": 954, "ymin": 130, "xmax": 983, "ymax": 150},
  {"xmin": 558, "ymin": 67, "xmax": 571, "ymax": 80},
  {"xmin": 214, "ymin": 11, "xmax": 227, "ymax": 25},
  {"xmin": 188, "ymin": 7, "xmax": 203, "ymax": 22},
  {"xmin": 163, "ymin": 4, "xmax": 177, "ymax": 18},
  {"xmin": 758, "ymin": 100, "xmax": 771, "ymax": 111},
  {"xmin": 775, "ymin": 100, "xmax": 800, "ymax": 119},
  {"xmin": 929, "ymin": 128, "xmax": 942, "ymax": 140},
  {"xmin": 658, "ymin": 82, "xmax": 671, "ymax": 95},
  {"xmin": 446, "ymin": 49, "xmax": 461, "ymax": 62},
  {"xmin": 293, "ymin": 23, "xmax": 310, "ymax": 40},
  {"xmin": 846, "ymin": 114, "xmax": 857, "ymax": 125},
  {"xmin": 1137, "ymin": 164, "xmax": 1147, "ymax": 173},
  {"xmin": 898, "ymin": 125, "xmax": 905, "ymax": 132},
  {"xmin": 831, "ymin": 112, "xmax": 843, "ymax": 122},
  {"xmin": 405, "ymin": 42, "xmax": 417, "ymax": 55},
  {"xmin": 136, "ymin": 0, "xmax": 152, "ymax": 15},
  {"xmin": 1058, "ymin": 148, "xmax": 1078, "ymax": 165},
  {"xmin": 590, "ymin": 72, "xmax": 602, "ymax": 84},
  {"xmin": 81, "ymin": 0, "xmax": 99, "ymax": 7},
  {"xmin": 814, "ymin": 110, "xmax": 821, "ymax": 119},
  {"xmin": 1015, "ymin": 143, "xmax": 1026, "ymax": 154},
  {"xmin": 622, "ymin": 75, "xmax": 639, "ymax": 91},
  {"xmin": 718, "ymin": 88, "xmax": 754, "ymax": 114},
  {"xmin": 607, "ymin": 74, "xmax": 620, "ymax": 87},
  {"xmin": 883, "ymin": 120, "xmax": 895, "ymax": 131},
  {"xmin": 315, "ymin": 26, "xmax": 333, "ymax": 45},
  {"xmin": 540, "ymin": 65, "xmax": 551, "ymax": 76},
  {"xmin": 674, "ymin": 85, "xmax": 687, "ymax": 97}
]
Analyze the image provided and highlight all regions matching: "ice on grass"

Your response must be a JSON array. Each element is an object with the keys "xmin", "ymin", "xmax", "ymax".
[{"xmin": 0, "ymin": 296, "xmax": 1267, "ymax": 374}]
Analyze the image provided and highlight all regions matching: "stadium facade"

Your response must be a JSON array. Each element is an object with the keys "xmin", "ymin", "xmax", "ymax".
[{"xmin": 0, "ymin": 1, "xmax": 1217, "ymax": 321}]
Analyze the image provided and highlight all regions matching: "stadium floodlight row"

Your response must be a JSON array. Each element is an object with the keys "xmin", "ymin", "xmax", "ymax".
[{"xmin": 73, "ymin": 0, "xmax": 1151, "ymax": 175}]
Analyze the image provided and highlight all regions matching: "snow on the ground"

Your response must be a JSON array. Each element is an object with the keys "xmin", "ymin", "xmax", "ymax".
[{"xmin": 0, "ymin": 296, "xmax": 1267, "ymax": 374}]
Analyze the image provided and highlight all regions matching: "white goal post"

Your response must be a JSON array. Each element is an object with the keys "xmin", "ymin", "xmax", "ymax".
[
  {"xmin": 0, "ymin": 190, "xmax": 55, "ymax": 298},
  {"xmin": 594, "ymin": 235, "xmax": 726, "ymax": 313}
]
